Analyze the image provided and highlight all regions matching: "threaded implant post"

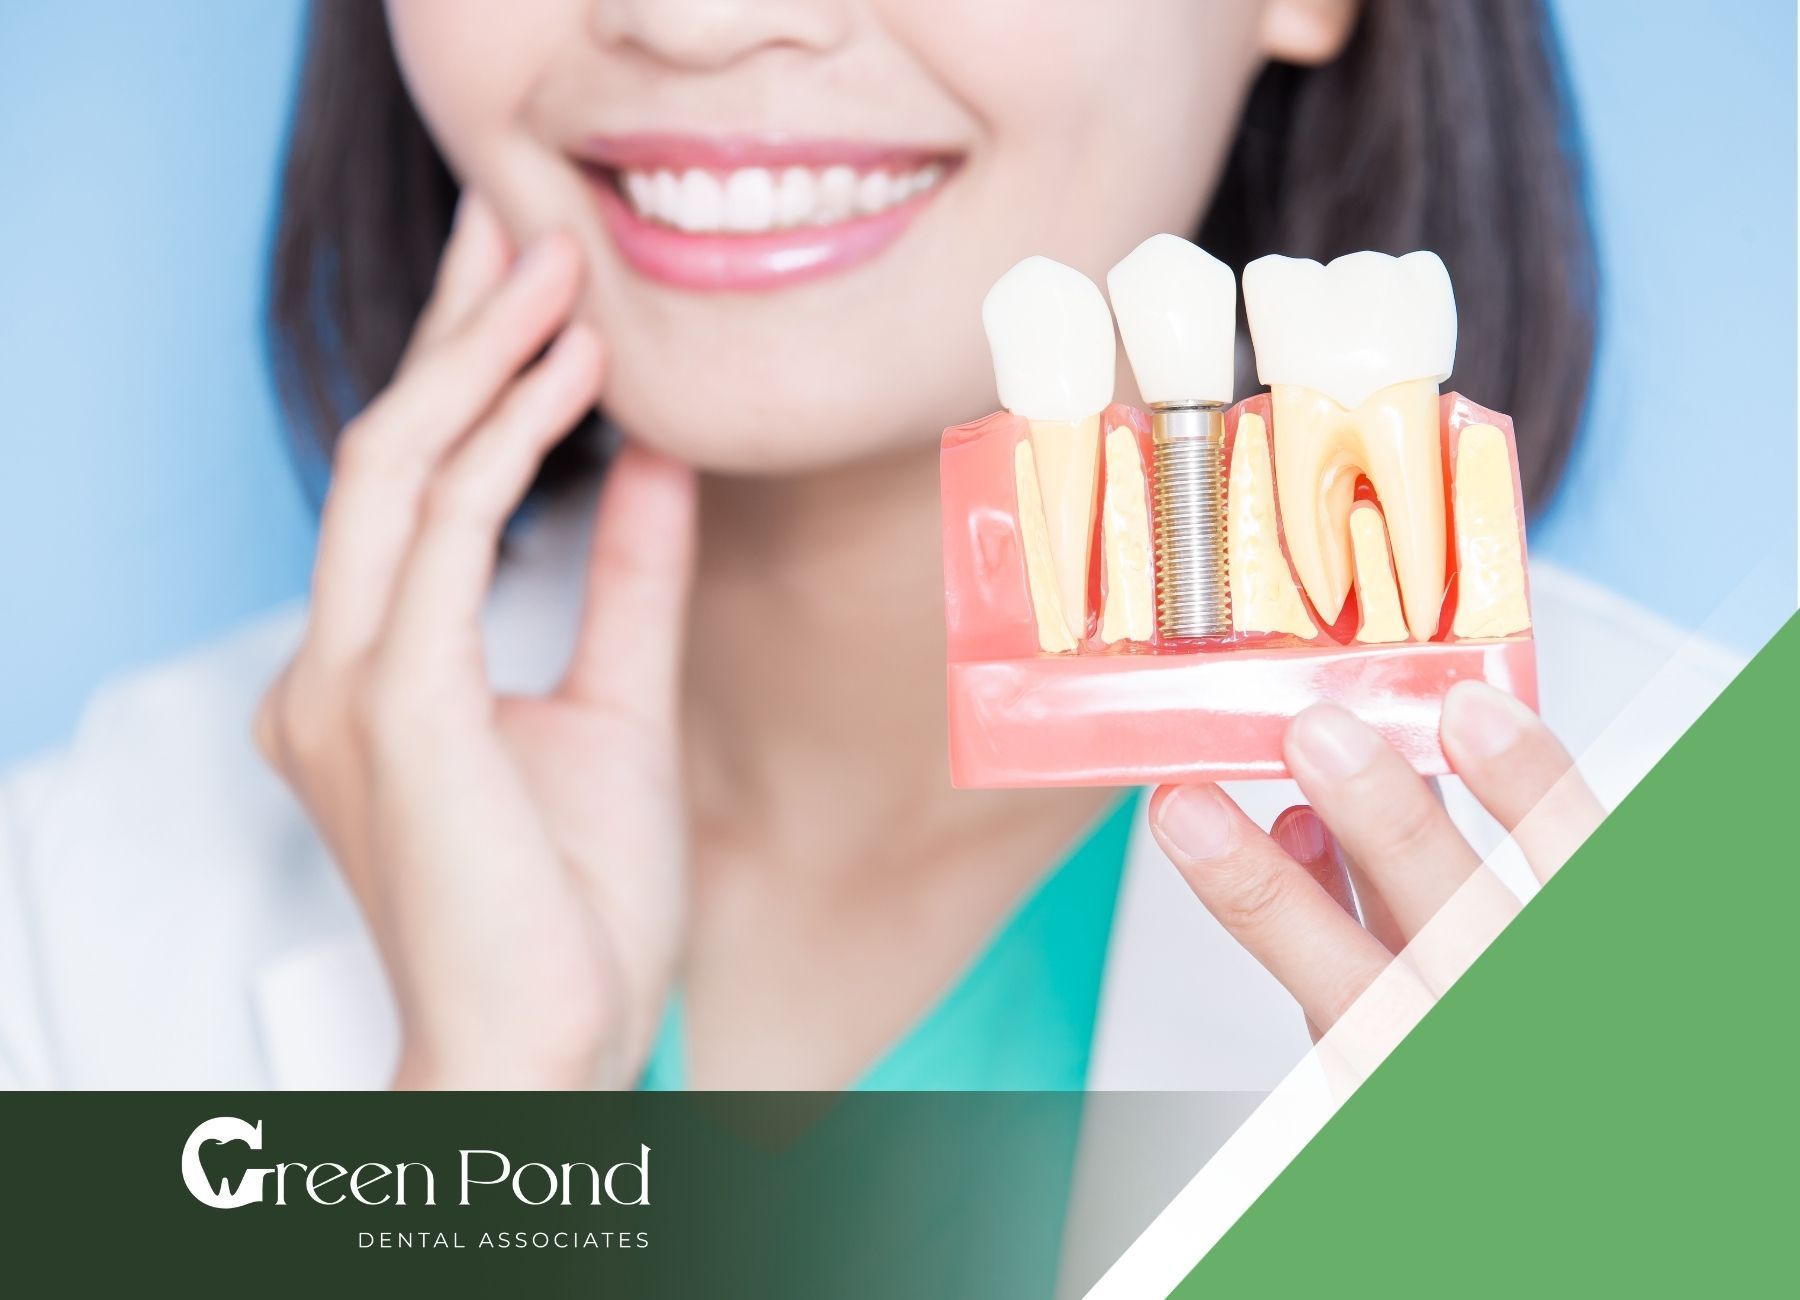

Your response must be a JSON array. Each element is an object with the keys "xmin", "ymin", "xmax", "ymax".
[{"xmin": 1151, "ymin": 403, "xmax": 1230, "ymax": 639}]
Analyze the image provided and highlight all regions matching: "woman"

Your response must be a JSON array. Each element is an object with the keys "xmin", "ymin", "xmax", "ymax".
[{"xmin": 0, "ymin": 0, "xmax": 1740, "ymax": 1090}]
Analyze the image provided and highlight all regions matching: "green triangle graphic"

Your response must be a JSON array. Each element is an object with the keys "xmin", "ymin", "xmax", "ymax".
[{"xmin": 1171, "ymin": 612, "xmax": 1799, "ymax": 1297}]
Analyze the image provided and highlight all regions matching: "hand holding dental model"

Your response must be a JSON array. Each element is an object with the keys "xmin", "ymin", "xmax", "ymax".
[{"xmin": 943, "ymin": 238, "xmax": 1536, "ymax": 786}]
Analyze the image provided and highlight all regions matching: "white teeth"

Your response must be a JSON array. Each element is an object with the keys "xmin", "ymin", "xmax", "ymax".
[
  {"xmin": 617, "ymin": 160, "xmax": 946, "ymax": 234},
  {"xmin": 652, "ymin": 170, "xmax": 680, "ymax": 223},
  {"xmin": 855, "ymin": 171, "xmax": 893, "ymax": 214},
  {"xmin": 623, "ymin": 170, "xmax": 655, "ymax": 217},
  {"xmin": 723, "ymin": 166, "xmax": 775, "ymax": 232},
  {"xmin": 1106, "ymin": 233, "xmax": 1237, "ymax": 407},
  {"xmin": 1243, "ymin": 250, "xmax": 1457, "ymax": 410},
  {"xmin": 816, "ymin": 166, "xmax": 857, "ymax": 222},
  {"xmin": 776, "ymin": 166, "xmax": 816, "ymax": 226},
  {"xmin": 675, "ymin": 169, "xmax": 723, "ymax": 232}
]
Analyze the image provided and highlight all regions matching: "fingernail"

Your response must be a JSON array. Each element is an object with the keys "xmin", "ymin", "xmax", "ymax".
[
  {"xmin": 1155, "ymin": 785, "xmax": 1237, "ymax": 859},
  {"xmin": 1276, "ymin": 807, "xmax": 1355, "ymax": 915},
  {"xmin": 1442, "ymin": 680, "xmax": 1535, "ymax": 759},
  {"xmin": 1273, "ymin": 807, "xmax": 1327, "ymax": 864},
  {"xmin": 1288, "ymin": 704, "xmax": 1382, "ymax": 779}
]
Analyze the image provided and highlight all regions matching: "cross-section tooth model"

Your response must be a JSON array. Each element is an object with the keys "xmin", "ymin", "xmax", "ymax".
[
  {"xmin": 981, "ymin": 257, "xmax": 1116, "ymax": 651},
  {"xmin": 941, "ymin": 239, "xmax": 1536, "ymax": 787},
  {"xmin": 1243, "ymin": 251, "xmax": 1456, "ymax": 641}
]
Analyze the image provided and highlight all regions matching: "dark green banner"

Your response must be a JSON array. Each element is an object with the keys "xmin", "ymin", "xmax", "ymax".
[{"xmin": 2, "ymin": 1089, "xmax": 1262, "ymax": 1295}]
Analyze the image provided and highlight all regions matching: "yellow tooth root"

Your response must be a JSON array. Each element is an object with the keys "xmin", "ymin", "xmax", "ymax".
[
  {"xmin": 1349, "ymin": 502, "xmax": 1410, "ymax": 643},
  {"xmin": 1100, "ymin": 426, "xmax": 1155, "ymax": 644},
  {"xmin": 1451, "ymin": 423, "xmax": 1532, "ymax": 638},
  {"xmin": 1026, "ymin": 415, "xmax": 1101, "ymax": 644},
  {"xmin": 1014, "ymin": 440, "xmax": 1078, "ymax": 653},
  {"xmin": 1227, "ymin": 414, "xmax": 1318, "ymax": 637},
  {"xmin": 1271, "ymin": 380, "xmax": 1446, "ymax": 640}
]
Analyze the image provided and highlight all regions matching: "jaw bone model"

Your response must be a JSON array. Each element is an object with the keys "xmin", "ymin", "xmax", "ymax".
[{"xmin": 942, "ymin": 239, "xmax": 1536, "ymax": 787}]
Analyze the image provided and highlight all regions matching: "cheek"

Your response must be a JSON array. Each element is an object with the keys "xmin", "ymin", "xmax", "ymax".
[
  {"xmin": 384, "ymin": 0, "xmax": 571, "ymax": 192},
  {"xmin": 906, "ymin": 0, "xmax": 1265, "ymax": 261}
]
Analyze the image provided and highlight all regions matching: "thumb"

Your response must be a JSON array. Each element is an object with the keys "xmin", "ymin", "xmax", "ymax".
[{"xmin": 559, "ymin": 442, "xmax": 698, "ymax": 721}]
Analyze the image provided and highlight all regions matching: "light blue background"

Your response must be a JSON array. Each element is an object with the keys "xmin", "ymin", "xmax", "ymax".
[{"xmin": 2, "ymin": 1, "xmax": 1795, "ymax": 763}]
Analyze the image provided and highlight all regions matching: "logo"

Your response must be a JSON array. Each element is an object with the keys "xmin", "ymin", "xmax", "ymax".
[
  {"xmin": 182, "ymin": 1117, "xmax": 270, "ymax": 1209},
  {"xmin": 179, "ymin": 1118, "xmax": 652, "ymax": 1210}
]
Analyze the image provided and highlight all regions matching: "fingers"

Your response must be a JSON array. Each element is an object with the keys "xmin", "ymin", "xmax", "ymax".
[
  {"xmin": 1441, "ymin": 680, "xmax": 1607, "ymax": 881},
  {"xmin": 1151, "ymin": 783, "xmax": 1420, "ymax": 1033},
  {"xmin": 1284, "ymin": 704, "xmax": 1495, "ymax": 939},
  {"xmin": 406, "ymin": 191, "xmax": 516, "ymax": 360},
  {"xmin": 1272, "ymin": 805, "xmax": 1355, "ymax": 918},
  {"xmin": 1273, "ymin": 806, "xmax": 1356, "ymax": 1044},
  {"xmin": 559, "ymin": 444, "xmax": 699, "ymax": 724},
  {"xmin": 306, "ymin": 230, "xmax": 586, "ymax": 665},
  {"xmin": 377, "ymin": 324, "xmax": 606, "ymax": 695}
]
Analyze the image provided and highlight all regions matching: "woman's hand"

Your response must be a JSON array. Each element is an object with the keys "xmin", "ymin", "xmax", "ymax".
[
  {"xmin": 1150, "ymin": 681, "xmax": 1606, "ymax": 1076},
  {"xmin": 255, "ymin": 195, "xmax": 697, "ymax": 1090}
]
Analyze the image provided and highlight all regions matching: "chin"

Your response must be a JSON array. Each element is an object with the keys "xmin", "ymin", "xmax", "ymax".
[
  {"xmin": 598, "ymin": 334, "xmax": 990, "ymax": 477},
  {"xmin": 598, "ymin": 375, "xmax": 904, "ymax": 476}
]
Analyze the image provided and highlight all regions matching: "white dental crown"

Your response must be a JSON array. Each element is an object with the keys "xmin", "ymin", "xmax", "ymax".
[
  {"xmin": 1242, "ymin": 250, "xmax": 1457, "ymax": 410},
  {"xmin": 982, "ymin": 256, "xmax": 1117, "ymax": 421},
  {"xmin": 1106, "ymin": 233, "xmax": 1236, "ymax": 407}
]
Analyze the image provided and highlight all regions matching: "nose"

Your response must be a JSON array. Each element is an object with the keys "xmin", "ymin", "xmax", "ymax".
[{"xmin": 589, "ymin": 0, "xmax": 850, "ymax": 70}]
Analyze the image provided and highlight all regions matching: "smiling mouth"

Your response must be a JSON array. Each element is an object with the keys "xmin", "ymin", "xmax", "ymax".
[
  {"xmin": 604, "ymin": 159, "xmax": 948, "ymax": 233},
  {"xmin": 575, "ymin": 134, "xmax": 961, "ymax": 290}
]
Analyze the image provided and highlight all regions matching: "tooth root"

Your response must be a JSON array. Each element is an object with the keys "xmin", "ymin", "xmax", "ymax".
[
  {"xmin": 1100, "ymin": 426, "xmax": 1154, "ymax": 644},
  {"xmin": 1014, "ymin": 441, "xmax": 1077, "ymax": 653},
  {"xmin": 1349, "ymin": 502, "xmax": 1409, "ymax": 643},
  {"xmin": 1027, "ymin": 416, "xmax": 1100, "ymax": 643},
  {"xmin": 1357, "ymin": 381, "xmax": 1447, "ymax": 639},
  {"xmin": 1451, "ymin": 423, "xmax": 1532, "ymax": 638},
  {"xmin": 1271, "ymin": 380, "xmax": 1446, "ymax": 640},
  {"xmin": 1271, "ymin": 386, "xmax": 1356, "ymax": 625},
  {"xmin": 1227, "ymin": 414, "xmax": 1317, "ymax": 637}
]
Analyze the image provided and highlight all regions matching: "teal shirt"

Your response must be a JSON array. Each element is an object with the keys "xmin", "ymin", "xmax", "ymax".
[{"xmin": 641, "ymin": 792, "xmax": 1140, "ymax": 1090}]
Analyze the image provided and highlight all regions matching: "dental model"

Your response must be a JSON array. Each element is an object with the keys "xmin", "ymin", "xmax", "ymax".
[
  {"xmin": 941, "ymin": 241, "xmax": 1536, "ymax": 786},
  {"xmin": 981, "ymin": 257, "xmax": 1117, "ymax": 650},
  {"xmin": 1243, "ymin": 251, "xmax": 1456, "ymax": 641},
  {"xmin": 1107, "ymin": 234, "xmax": 1237, "ymax": 640}
]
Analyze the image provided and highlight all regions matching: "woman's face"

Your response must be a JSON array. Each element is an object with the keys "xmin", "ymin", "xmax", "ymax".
[{"xmin": 387, "ymin": 0, "xmax": 1353, "ymax": 474}]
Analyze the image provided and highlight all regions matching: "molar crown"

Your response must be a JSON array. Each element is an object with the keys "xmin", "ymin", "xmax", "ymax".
[
  {"xmin": 981, "ymin": 256, "xmax": 1117, "ymax": 421},
  {"xmin": 1242, "ymin": 250, "xmax": 1457, "ymax": 411}
]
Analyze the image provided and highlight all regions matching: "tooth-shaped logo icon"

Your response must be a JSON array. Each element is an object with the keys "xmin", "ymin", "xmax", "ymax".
[{"xmin": 1242, "ymin": 251, "xmax": 1456, "ymax": 640}]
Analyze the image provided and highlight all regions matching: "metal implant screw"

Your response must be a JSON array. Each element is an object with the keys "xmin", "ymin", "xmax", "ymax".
[{"xmin": 1151, "ymin": 403, "xmax": 1231, "ymax": 639}]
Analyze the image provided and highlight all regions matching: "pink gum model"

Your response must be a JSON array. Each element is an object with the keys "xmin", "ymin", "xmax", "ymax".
[{"xmin": 940, "ymin": 392, "xmax": 1537, "ymax": 787}]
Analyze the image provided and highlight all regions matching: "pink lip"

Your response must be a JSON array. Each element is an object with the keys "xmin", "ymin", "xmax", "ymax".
[{"xmin": 577, "ymin": 133, "xmax": 956, "ymax": 292}]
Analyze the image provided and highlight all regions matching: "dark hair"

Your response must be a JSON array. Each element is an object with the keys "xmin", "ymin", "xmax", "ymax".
[{"xmin": 271, "ymin": 0, "xmax": 1595, "ymax": 513}]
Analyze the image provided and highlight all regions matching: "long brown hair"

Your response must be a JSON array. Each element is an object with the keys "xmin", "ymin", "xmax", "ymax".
[{"xmin": 271, "ymin": 0, "xmax": 1596, "ymax": 513}]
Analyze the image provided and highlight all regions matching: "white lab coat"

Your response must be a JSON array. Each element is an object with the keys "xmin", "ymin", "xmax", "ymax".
[{"xmin": 0, "ymin": 494, "xmax": 1745, "ymax": 1090}]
